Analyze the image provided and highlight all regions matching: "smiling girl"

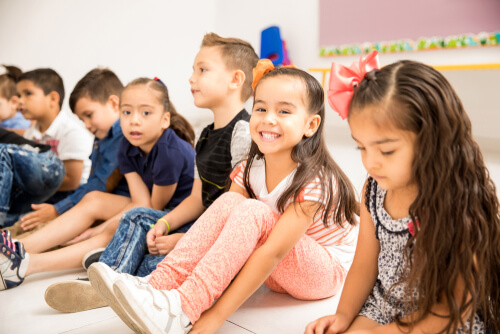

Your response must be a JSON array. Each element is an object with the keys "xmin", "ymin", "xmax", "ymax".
[{"xmin": 88, "ymin": 60, "xmax": 358, "ymax": 334}]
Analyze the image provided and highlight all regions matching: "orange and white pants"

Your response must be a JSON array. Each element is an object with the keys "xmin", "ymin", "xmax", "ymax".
[{"xmin": 149, "ymin": 192, "xmax": 346, "ymax": 323}]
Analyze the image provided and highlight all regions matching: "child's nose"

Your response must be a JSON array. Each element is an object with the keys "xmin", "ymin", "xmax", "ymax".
[
  {"xmin": 188, "ymin": 73, "xmax": 195, "ymax": 84},
  {"xmin": 130, "ymin": 112, "xmax": 140, "ymax": 124},
  {"xmin": 262, "ymin": 112, "xmax": 277, "ymax": 125},
  {"xmin": 364, "ymin": 152, "xmax": 380, "ymax": 171}
]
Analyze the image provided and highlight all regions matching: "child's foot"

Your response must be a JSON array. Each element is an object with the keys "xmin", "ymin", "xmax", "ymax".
[
  {"xmin": 113, "ymin": 279, "xmax": 192, "ymax": 334},
  {"xmin": 82, "ymin": 248, "xmax": 105, "ymax": 270},
  {"xmin": 0, "ymin": 231, "xmax": 28, "ymax": 290},
  {"xmin": 87, "ymin": 262, "xmax": 151, "ymax": 332},
  {"xmin": 45, "ymin": 278, "xmax": 108, "ymax": 312}
]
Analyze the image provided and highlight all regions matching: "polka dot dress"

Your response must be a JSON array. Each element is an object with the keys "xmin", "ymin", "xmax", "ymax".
[{"xmin": 358, "ymin": 180, "xmax": 485, "ymax": 333}]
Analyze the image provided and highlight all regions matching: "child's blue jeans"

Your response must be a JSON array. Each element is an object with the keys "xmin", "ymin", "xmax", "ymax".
[
  {"xmin": 0, "ymin": 144, "xmax": 64, "ymax": 227},
  {"xmin": 99, "ymin": 206, "xmax": 194, "ymax": 277}
]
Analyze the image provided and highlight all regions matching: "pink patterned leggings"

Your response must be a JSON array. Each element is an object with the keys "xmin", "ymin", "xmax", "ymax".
[{"xmin": 149, "ymin": 192, "xmax": 346, "ymax": 323}]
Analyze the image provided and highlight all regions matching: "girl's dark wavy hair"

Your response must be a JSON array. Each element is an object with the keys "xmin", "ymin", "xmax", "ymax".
[
  {"xmin": 246, "ymin": 67, "xmax": 358, "ymax": 228},
  {"xmin": 124, "ymin": 78, "xmax": 195, "ymax": 147},
  {"xmin": 350, "ymin": 60, "xmax": 500, "ymax": 333}
]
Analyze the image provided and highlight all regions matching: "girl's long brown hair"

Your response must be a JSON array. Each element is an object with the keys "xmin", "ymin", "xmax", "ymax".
[
  {"xmin": 350, "ymin": 60, "xmax": 500, "ymax": 333},
  {"xmin": 246, "ymin": 67, "xmax": 358, "ymax": 228},
  {"xmin": 124, "ymin": 78, "xmax": 195, "ymax": 147}
]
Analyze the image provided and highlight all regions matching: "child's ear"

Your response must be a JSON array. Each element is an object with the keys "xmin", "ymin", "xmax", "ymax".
[
  {"xmin": 229, "ymin": 70, "xmax": 245, "ymax": 90},
  {"xmin": 9, "ymin": 95, "xmax": 19, "ymax": 112},
  {"xmin": 161, "ymin": 112, "xmax": 171, "ymax": 130},
  {"xmin": 107, "ymin": 95, "xmax": 120, "ymax": 112},
  {"xmin": 48, "ymin": 91, "xmax": 60, "ymax": 109},
  {"xmin": 304, "ymin": 115, "xmax": 321, "ymax": 137}
]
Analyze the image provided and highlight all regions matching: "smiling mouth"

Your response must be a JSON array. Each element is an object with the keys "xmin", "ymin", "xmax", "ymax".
[{"xmin": 259, "ymin": 131, "xmax": 281, "ymax": 141}]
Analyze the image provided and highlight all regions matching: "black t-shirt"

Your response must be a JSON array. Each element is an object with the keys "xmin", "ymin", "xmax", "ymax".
[{"xmin": 195, "ymin": 109, "xmax": 250, "ymax": 207}]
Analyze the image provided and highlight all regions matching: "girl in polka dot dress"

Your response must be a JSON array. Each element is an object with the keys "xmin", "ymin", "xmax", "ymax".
[{"xmin": 306, "ymin": 53, "xmax": 499, "ymax": 333}]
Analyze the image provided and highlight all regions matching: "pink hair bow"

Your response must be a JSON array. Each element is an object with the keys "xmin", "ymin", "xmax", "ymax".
[{"xmin": 327, "ymin": 51, "xmax": 380, "ymax": 120}]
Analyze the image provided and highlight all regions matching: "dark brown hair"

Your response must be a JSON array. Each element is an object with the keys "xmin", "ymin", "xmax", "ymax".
[
  {"xmin": 247, "ymin": 67, "xmax": 358, "ymax": 228},
  {"xmin": 201, "ymin": 33, "xmax": 259, "ymax": 101},
  {"xmin": 17, "ymin": 68, "xmax": 65, "ymax": 109},
  {"xmin": 123, "ymin": 78, "xmax": 195, "ymax": 147},
  {"xmin": 69, "ymin": 68, "xmax": 124, "ymax": 113},
  {"xmin": 0, "ymin": 65, "xmax": 22, "ymax": 100},
  {"xmin": 351, "ymin": 60, "xmax": 500, "ymax": 333}
]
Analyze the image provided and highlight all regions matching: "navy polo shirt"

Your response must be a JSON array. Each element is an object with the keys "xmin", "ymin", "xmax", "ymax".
[{"xmin": 118, "ymin": 128, "xmax": 195, "ymax": 208}]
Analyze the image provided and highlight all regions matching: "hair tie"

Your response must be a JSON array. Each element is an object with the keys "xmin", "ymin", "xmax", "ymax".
[
  {"xmin": 154, "ymin": 77, "xmax": 167, "ymax": 88},
  {"xmin": 327, "ymin": 51, "xmax": 380, "ymax": 120},
  {"xmin": 252, "ymin": 59, "xmax": 296, "ymax": 91}
]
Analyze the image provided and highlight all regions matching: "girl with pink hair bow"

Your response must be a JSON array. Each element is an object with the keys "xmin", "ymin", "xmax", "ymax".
[{"xmin": 306, "ymin": 53, "xmax": 496, "ymax": 334}]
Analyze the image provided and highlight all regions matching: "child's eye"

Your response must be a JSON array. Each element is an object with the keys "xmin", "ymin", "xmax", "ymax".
[
  {"xmin": 356, "ymin": 146, "xmax": 365, "ymax": 151},
  {"xmin": 121, "ymin": 110, "xmax": 130, "ymax": 115},
  {"xmin": 200, "ymin": 68, "xmax": 206, "ymax": 73},
  {"xmin": 381, "ymin": 150, "xmax": 395, "ymax": 156},
  {"xmin": 254, "ymin": 107, "xmax": 266, "ymax": 112},
  {"xmin": 279, "ymin": 109, "xmax": 290, "ymax": 114},
  {"xmin": 142, "ymin": 111, "xmax": 150, "ymax": 116},
  {"xmin": 25, "ymin": 91, "xmax": 31, "ymax": 97}
]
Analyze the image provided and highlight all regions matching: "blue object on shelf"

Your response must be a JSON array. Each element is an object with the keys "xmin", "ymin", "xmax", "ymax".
[{"xmin": 261, "ymin": 26, "xmax": 284, "ymax": 66}]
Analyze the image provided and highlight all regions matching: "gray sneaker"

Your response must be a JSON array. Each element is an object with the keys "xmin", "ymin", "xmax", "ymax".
[{"xmin": 45, "ymin": 278, "xmax": 108, "ymax": 313}]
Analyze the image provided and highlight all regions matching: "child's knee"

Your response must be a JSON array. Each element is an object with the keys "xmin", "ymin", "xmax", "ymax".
[{"xmin": 80, "ymin": 190, "xmax": 103, "ymax": 204}]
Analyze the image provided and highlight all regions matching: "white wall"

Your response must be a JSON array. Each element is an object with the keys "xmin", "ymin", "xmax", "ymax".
[
  {"xmin": 1, "ymin": 0, "xmax": 499, "ymax": 145},
  {"xmin": 0, "ymin": 0, "xmax": 216, "ymax": 124}
]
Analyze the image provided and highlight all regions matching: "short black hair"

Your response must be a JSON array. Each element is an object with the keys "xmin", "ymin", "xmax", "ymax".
[{"xmin": 18, "ymin": 68, "xmax": 65, "ymax": 109}]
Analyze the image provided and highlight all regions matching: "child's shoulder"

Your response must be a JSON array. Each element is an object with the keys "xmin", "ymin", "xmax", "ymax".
[{"xmin": 50, "ymin": 111, "xmax": 93, "ymax": 141}]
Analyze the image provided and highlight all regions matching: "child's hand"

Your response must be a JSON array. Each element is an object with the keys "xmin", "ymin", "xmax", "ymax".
[
  {"xmin": 154, "ymin": 233, "xmax": 184, "ymax": 255},
  {"xmin": 146, "ymin": 221, "xmax": 168, "ymax": 255},
  {"xmin": 20, "ymin": 203, "xmax": 59, "ymax": 230},
  {"xmin": 189, "ymin": 311, "xmax": 225, "ymax": 334},
  {"xmin": 304, "ymin": 313, "xmax": 350, "ymax": 334}
]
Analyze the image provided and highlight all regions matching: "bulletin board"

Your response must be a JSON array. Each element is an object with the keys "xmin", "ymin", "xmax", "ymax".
[{"xmin": 319, "ymin": 0, "xmax": 500, "ymax": 56}]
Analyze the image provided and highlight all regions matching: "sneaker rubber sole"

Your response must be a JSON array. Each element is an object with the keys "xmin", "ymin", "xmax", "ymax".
[
  {"xmin": 45, "ymin": 280, "xmax": 107, "ymax": 313},
  {"xmin": 88, "ymin": 264, "xmax": 139, "ymax": 333}
]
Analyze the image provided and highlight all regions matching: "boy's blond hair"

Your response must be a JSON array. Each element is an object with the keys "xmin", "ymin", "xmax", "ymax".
[{"xmin": 201, "ymin": 33, "xmax": 259, "ymax": 101}]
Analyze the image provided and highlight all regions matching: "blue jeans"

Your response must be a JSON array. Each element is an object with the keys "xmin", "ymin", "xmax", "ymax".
[
  {"xmin": 99, "ymin": 207, "xmax": 194, "ymax": 277},
  {"xmin": 0, "ymin": 145, "xmax": 64, "ymax": 227}
]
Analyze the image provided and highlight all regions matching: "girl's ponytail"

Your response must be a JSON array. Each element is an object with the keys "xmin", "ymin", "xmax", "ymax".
[{"xmin": 168, "ymin": 102, "xmax": 195, "ymax": 148}]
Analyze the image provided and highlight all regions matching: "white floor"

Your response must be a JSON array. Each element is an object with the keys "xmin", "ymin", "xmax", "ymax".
[{"xmin": 2, "ymin": 131, "xmax": 500, "ymax": 334}]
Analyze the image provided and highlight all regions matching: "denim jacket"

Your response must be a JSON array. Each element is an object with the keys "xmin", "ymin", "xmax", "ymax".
[{"xmin": 53, "ymin": 120, "xmax": 130, "ymax": 214}]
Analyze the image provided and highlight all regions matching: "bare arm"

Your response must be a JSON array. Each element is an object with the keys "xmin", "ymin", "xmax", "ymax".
[
  {"xmin": 147, "ymin": 180, "xmax": 248, "ymax": 255},
  {"xmin": 191, "ymin": 197, "xmax": 317, "ymax": 333},
  {"xmin": 157, "ymin": 178, "xmax": 205, "ymax": 230},
  {"xmin": 305, "ymin": 180, "xmax": 380, "ymax": 334},
  {"xmin": 58, "ymin": 159, "xmax": 84, "ymax": 191},
  {"xmin": 151, "ymin": 183, "xmax": 177, "ymax": 211}
]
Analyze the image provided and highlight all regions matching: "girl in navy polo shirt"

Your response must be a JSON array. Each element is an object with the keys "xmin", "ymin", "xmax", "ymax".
[{"xmin": 0, "ymin": 77, "xmax": 196, "ymax": 294}]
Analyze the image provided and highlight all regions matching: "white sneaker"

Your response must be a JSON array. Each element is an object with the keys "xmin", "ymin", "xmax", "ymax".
[
  {"xmin": 87, "ymin": 262, "xmax": 151, "ymax": 332},
  {"xmin": 113, "ymin": 279, "xmax": 192, "ymax": 334}
]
